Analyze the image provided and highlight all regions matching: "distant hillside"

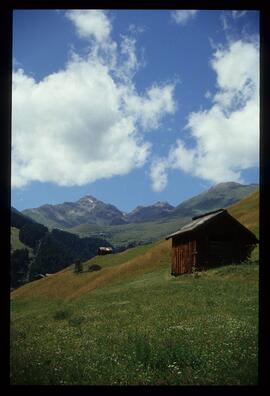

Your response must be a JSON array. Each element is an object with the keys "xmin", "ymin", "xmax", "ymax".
[
  {"xmin": 10, "ymin": 207, "xmax": 112, "ymax": 289},
  {"xmin": 127, "ymin": 201, "xmax": 175, "ymax": 223},
  {"xmin": 11, "ymin": 206, "xmax": 38, "ymax": 229},
  {"xmin": 67, "ymin": 217, "xmax": 189, "ymax": 250},
  {"xmin": 172, "ymin": 182, "xmax": 258, "ymax": 218},
  {"xmin": 11, "ymin": 227, "xmax": 31, "ymax": 252},
  {"xmin": 228, "ymin": 190, "xmax": 259, "ymax": 238},
  {"xmin": 11, "ymin": 206, "xmax": 37, "ymax": 253}
]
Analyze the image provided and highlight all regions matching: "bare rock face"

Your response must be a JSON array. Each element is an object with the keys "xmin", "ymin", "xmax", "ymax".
[
  {"xmin": 126, "ymin": 202, "xmax": 175, "ymax": 223},
  {"xmin": 22, "ymin": 194, "xmax": 127, "ymax": 228}
]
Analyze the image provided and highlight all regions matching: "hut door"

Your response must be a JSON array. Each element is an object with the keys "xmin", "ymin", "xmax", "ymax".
[
  {"xmin": 180, "ymin": 243, "xmax": 189, "ymax": 273},
  {"xmin": 173, "ymin": 240, "xmax": 196, "ymax": 275}
]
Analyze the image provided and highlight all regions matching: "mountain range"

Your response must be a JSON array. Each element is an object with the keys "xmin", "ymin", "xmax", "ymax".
[{"xmin": 22, "ymin": 182, "xmax": 258, "ymax": 229}]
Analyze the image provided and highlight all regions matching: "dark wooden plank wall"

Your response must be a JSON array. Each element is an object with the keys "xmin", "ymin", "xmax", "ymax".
[
  {"xmin": 171, "ymin": 237, "xmax": 196, "ymax": 275},
  {"xmin": 196, "ymin": 226, "xmax": 255, "ymax": 268}
]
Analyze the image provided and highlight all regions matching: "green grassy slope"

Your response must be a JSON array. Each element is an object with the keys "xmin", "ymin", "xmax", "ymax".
[
  {"xmin": 228, "ymin": 190, "xmax": 259, "ymax": 262},
  {"xmin": 11, "ymin": 227, "xmax": 26, "ymax": 251},
  {"xmin": 21, "ymin": 208, "xmax": 61, "ymax": 229},
  {"xmin": 10, "ymin": 191, "xmax": 259, "ymax": 385},
  {"xmin": 11, "ymin": 227, "xmax": 33, "ymax": 257},
  {"xmin": 228, "ymin": 190, "xmax": 259, "ymax": 238},
  {"xmin": 10, "ymin": 262, "xmax": 258, "ymax": 385},
  {"xmin": 173, "ymin": 182, "xmax": 258, "ymax": 216},
  {"xmin": 11, "ymin": 240, "xmax": 169, "ymax": 300}
]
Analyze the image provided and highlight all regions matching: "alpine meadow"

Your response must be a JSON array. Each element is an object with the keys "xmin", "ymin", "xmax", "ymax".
[
  {"xmin": 11, "ymin": 9, "xmax": 259, "ymax": 386},
  {"xmin": 11, "ymin": 190, "xmax": 259, "ymax": 385}
]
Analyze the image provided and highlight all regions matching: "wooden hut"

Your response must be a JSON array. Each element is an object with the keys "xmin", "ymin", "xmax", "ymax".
[
  {"xmin": 97, "ymin": 247, "xmax": 113, "ymax": 255},
  {"xmin": 165, "ymin": 209, "xmax": 258, "ymax": 276}
]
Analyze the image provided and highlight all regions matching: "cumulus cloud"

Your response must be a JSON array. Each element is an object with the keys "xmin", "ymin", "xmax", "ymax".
[
  {"xmin": 171, "ymin": 10, "xmax": 198, "ymax": 25},
  {"xmin": 232, "ymin": 10, "xmax": 247, "ymax": 19},
  {"xmin": 65, "ymin": 10, "xmax": 111, "ymax": 43},
  {"xmin": 149, "ymin": 159, "xmax": 168, "ymax": 192},
  {"xmin": 124, "ymin": 84, "xmax": 176, "ymax": 130},
  {"xmin": 211, "ymin": 40, "xmax": 259, "ymax": 107},
  {"xmin": 12, "ymin": 10, "xmax": 176, "ymax": 188},
  {"xmin": 150, "ymin": 38, "xmax": 259, "ymax": 190}
]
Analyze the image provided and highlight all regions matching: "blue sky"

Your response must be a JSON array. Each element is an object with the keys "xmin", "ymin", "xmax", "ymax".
[{"xmin": 12, "ymin": 9, "xmax": 259, "ymax": 213}]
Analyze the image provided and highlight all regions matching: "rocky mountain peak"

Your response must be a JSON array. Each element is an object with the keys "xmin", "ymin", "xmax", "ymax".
[
  {"xmin": 130, "ymin": 205, "xmax": 144, "ymax": 214},
  {"xmin": 77, "ymin": 195, "xmax": 100, "ymax": 211},
  {"xmin": 209, "ymin": 182, "xmax": 243, "ymax": 191},
  {"xmin": 153, "ymin": 201, "xmax": 174, "ymax": 209},
  {"xmin": 78, "ymin": 195, "xmax": 98, "ymax": 203}
]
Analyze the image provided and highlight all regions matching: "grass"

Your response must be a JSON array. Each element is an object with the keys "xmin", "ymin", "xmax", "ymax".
[
  {"xmin": 228, "ymin": 190, "xmax": 259, "ymax": 238},
  {"xmin": 10, "ymin": 190, "xmax": 259, "ymax": 385},
  {"xmin": 11, "ymin": 227, "xmax": 28, "ymax": 252},
  {"xmin": 11, "ymin": 241, "xmax": 170, "ymax": 300},
  {"xmin": 22, "ymin": 208, "xmax": 61, "ymax": 230},
  {"xmin": 11, "ymin": 227, "xmax": 34, "ymax": 259},
  {"xmin": 10, "ymin": 242, "xmax": 258, "ymax": 385}
]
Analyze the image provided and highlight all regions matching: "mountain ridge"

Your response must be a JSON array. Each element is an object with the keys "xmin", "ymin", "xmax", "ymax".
[
  {"xmin": 22, "ymin": 182, "xmax": 258, "ymax": 229},
  {"xmin": 23, "ymin": 195, "xmax": 127, "ymax": 228},
  {"xmin": 171, "ymin": 182, "xmax": 258, "ymax": 218}
]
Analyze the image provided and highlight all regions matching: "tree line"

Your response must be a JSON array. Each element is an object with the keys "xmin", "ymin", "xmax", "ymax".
[{"xmin": 11, "ymin": 208, "xmax": 112, "ymax": 289}]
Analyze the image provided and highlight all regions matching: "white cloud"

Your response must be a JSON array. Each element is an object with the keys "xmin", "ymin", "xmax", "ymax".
[
  {"xmin": 232, "ymin": 10, "xmax": 247, "ymax": 19},
  {"xmin": 65, "ymin": 10, "xmax": 111, "ymax": 43},
  {"xmin": 204, "ymin": 90, "xmax": 212, "ymax": 99},
  {"xmin": 149, "ymin": 159, "xmax": 168, "ymax": 192},
  {"xmin": 168, "ymin": 140, "xmax": 196, "ymax": 174},
  {"xmin": 171, "ymin": 10, "xmax": 198, "ymax": 25},
  {"xmin": 220, "ymin": 13, "xmax": 230, "ymax": 33},
  {"xmin": 128, "ymin": 24, "xmax": 145, "ymax": 35},
  {"xmin": 211, "ymin": 40, "xmax": 259, "ymax": 109},
  {"xmin": 123, "ymin": 84, "xmax": 176, "ymax": 130},
  {"xmin": 118, "ymin": 36, "xmax": 139, "ymax": 82},
  {"xmin": 12, "ymin": 10, "xmax": 176, "ymax": 189},
  {"xmin": 150, "ymin": 38, "xmax": 259, "ymax": 190}
]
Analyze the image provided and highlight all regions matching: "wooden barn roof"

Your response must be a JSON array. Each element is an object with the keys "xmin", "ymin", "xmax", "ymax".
[
  {"xmin": 165, "ymin": 209, "xmax": 225, "ymax": 239},
  {"xmin": 165, "ymin": 208, "xmax": 258, "ymax": 243}
]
